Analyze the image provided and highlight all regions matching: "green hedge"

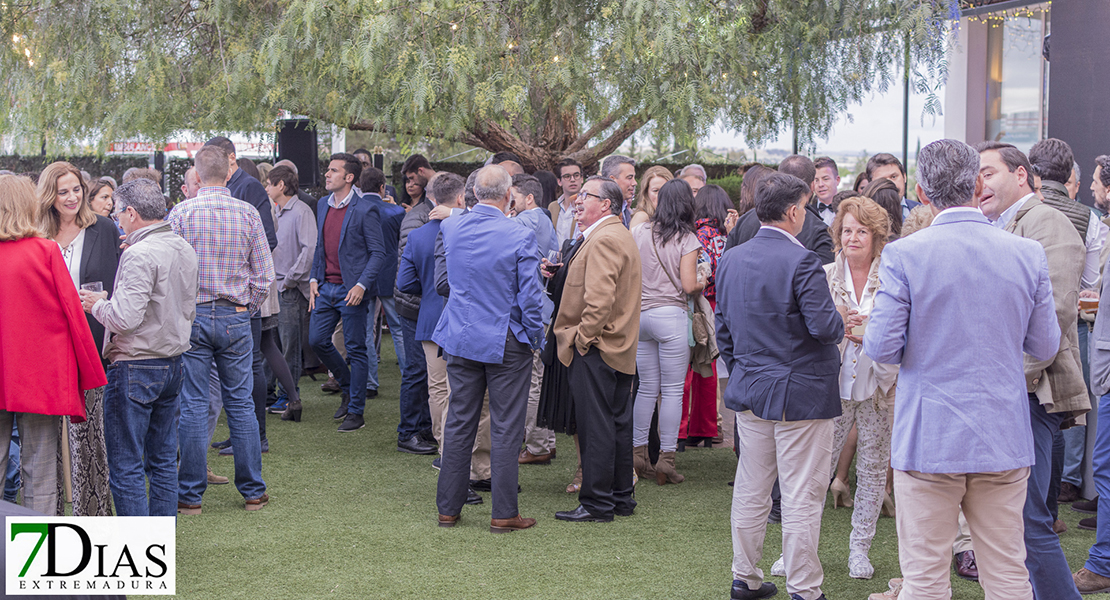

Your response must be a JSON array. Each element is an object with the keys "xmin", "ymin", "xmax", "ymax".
[{"xmin": 0, "ymin": 155, "xmax": 148, "ymax": 182}]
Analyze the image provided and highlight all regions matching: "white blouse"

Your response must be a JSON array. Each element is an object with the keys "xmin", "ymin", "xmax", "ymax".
[{"xmin": 59, "ymin": 228, "xmax": 86, "ymax": 291}]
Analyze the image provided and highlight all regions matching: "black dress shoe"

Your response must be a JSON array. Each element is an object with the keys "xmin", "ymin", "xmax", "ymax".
[
  {"xmin": 365, "ymin": 388, "xmax": 378, "ymax": 399},
  {"xmin": 333, "ymin": 391, "xmax": 350, "ymax": 420},
  {"xmin": 337, "ymin": 413, "xmax": 365, "ymax": 432},
  {"xmin": 555, "ymin": 505, "xmax": 613, "ymax": 523},
  {"xmin": 731, "ymin": 579, "xmax": 777, "ymax": 600},
  {"xmin": 470, "ymin": 478, "xmax": 492, "ymax": 492},
  {"xmin": 210, "ymin": 438, "xmax": 231, "ymax": 450},
  {"xmin": 465, "ymin": 488, "xmax": 483, "ymax": 505},
  {"xmin": 614, "ymin": 505, "xmax": 635, "ymax": 517},
  {"xmin": 1074, "ymin": 498, "xmax": 1099, "ymax": 514},
  {"xmin": 397, "ymin": 435, "xmax": 437, "ymax": 455},
  {"xmin": 417, "ymin": 429, "xmax": 437, "ymax": 445}
]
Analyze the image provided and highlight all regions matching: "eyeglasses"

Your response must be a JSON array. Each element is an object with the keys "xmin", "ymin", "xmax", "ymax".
[
  {"xmin": 577, "ymin": 191, "xmax": 605, "ymax": 202},
  {"xmin": 561, "ymin": 172, "xmax": 583, "ymax": 181}
]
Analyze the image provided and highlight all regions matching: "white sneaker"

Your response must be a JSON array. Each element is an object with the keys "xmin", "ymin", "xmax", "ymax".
[
  {"xmin": 849, "ymin": 552, "xmax": 874, "ymax": 579},
  {"xmin": 770, "ymin": 555, "xmax": 786, "ymax": 577}
]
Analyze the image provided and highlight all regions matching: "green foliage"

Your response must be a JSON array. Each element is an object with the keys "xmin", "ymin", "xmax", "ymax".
[
  {"xmin": 1, "ymin": 0, "xmax": 957, "ymax": 168},
  {"xmin": 708, "ymin": 175, "xmax": 744, "ymax": 206}
]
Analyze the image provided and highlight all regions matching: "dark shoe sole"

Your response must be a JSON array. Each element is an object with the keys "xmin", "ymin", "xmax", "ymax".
[
  {"xmin": 337, "ymin": 421, "xmax": 365, "ymax": 432},
  {"xmin": 1079, "ymin": 521, "xmax": 1098, "ymax": 531},
  {"xmin": 490, "ymin": 525, "xmax": 533, "ymax": 533},
  {"xmin": 398, "ymin": 445, "xmax": 437, "ymax": 455},
  {"xmin": 1074, "ymin": 504, "xmax": 1098, "ymax": 515}
]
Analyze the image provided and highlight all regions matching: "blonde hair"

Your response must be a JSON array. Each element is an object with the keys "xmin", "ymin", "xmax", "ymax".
[
  {"xmin": 831, "ymin": 196, "xmax": 891, "ymax": 260},
  {"xmin": 38, "ymin": 161, "xmax": 95, "ymax": 238},
  {"xmin": 634, "ymin": 166, "xmax": 674, "ymax": 218},
  {"xmin": 901, "ymin": 205, "xmax": 936, "ymax": 237},
  {"xmin": 0, "ymin": 175, "xmax": 47, "ymax": 241}
]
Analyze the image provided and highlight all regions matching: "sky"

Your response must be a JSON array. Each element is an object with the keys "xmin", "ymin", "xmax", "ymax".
[{"xmin": 704, "ymin": 83, "xmax": 948, "ymax": 157}]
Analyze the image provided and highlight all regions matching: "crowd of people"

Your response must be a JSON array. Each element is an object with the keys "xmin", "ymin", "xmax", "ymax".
[{"xmin": 4, "ymin": 133, "xmax": 1110, "ymax": 600}]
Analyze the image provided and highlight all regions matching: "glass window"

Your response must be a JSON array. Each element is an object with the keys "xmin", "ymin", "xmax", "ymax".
[{"xmin": 984, "ymin": 8, "xmax": 1049, "ymax": 153}]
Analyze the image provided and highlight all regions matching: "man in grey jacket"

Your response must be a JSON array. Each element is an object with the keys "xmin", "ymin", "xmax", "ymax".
[{"xmin": 80, "ymin": 179, "xmax": 199, "ymax": 517}]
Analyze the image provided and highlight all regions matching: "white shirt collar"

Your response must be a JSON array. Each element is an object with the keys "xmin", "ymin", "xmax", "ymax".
[
  {"xmin": 582, "ymin": 215, "xmax": 616, "ymax": 239},
  {"xmin": 328, "ymin": 188, "xmax": 356, "ymax": 209},
  {"xmin": 989, "ymin": 192, "xmax": 1036, "ymax": 230},
  {"xmin": 759, "ymin": 225, "xmax": 804, "ymax": 247}
]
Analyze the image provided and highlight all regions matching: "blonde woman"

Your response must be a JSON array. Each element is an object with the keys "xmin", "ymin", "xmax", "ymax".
[
  {"xmin": 825, "ymin": 196, "xmax": 898, "ymax": 579},
  {"xmin": 629, "ymin": 165, "xmax": 673, "ymax": 228},
  {"xmin": 38, "ymin": 161, "xmax": 120, "ymax": 516},
  {"xmin": 0, "ymin": 175, "xmax": 106, "ymax": 515}
]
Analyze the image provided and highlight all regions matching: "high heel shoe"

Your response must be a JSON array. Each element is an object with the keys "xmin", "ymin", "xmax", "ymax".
[
  {"xmin": 830, "ymin": 478, "xmax": 854, "ymax": 508},
  {"xmin": 281, "ymin": 399, "xmax": 302, "ymax": 422},
  {"xmin": 881, "ymin": 490, "xmax": 895, "ymax": 518}
]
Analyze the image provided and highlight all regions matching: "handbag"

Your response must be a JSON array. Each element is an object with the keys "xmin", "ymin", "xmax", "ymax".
[{"xmin": 649, "ymin": 228, "xmax": 719, "ymax": 377}]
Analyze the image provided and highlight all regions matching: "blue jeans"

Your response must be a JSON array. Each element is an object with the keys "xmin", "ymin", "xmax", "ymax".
[
  {"xmin": 365, "ymin": 296, "xmax": 406, "ymax": 391},
  {"xmin": 104, "ymin": 356, "xmax": 183, "ymax": 516},
  {"xmin": 1026, "ymin": 395, "xmax": 1081, "ymax": 599},
  {"xmin": 309, "ymin": 282, "xmax": 369, "ymax": 414},
  {"xmin": 179, "ymin": 304, "xmax": 266, "ymax": 505},
  {"xmin": 1063, "ymin": 320, "xmax": 1091, "ymax": 486},
  {"xmin": 397, "ymin": 315, "xmax": 431, "ymax": 440},
  {"xmin": 1087, "ymin": 391, "xmax": 1110, "ymax": 577}
]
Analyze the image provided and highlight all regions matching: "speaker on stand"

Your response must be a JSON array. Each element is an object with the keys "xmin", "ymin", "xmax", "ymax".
[{"xmin": 277, "ymin": 119, "xmax": 319, "ymax": 189}]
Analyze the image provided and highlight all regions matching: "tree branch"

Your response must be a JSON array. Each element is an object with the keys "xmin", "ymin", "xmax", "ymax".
[
  {"xmin": 569, "ymin": 112, "xmax": 651, "ymax": 170},
  {"xmin": 564, "ymin": 107, "xmax": 626, "ymax": 154}
]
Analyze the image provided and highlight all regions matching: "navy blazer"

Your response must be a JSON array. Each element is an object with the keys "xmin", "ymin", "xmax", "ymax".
[
  {"xmin": 361, "ymin": 193, "xmax": 405, "ymax": 297},
  {"xmin": 309, "ymin": 193, "xmax": 386, "ymax": 293},
  {"xmin": 226, "ymin": 167, "xmax": 278, "ymax": 251},
  {"xmin": 397, "ymin": 219, "xmax": 445, "ymax": 342},
  {"xmin": 715, "ymin": 228, "xmax": 844, "ymax": 421},
  {"xmin": 431, "ymin": 204, "xmax": 545, "ymax": 363},
  {"xmin": 725, "ymin": 205, "xmax": 834, "ymax": 264}
]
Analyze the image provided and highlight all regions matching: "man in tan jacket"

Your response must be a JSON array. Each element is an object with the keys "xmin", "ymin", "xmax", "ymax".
[
  {"xmin": 553, "ymin": 176, "xmax": 642, "ymax": 523},
  {"xmin": 977, "ymin": 141, "xmax": 1088, "ymax": 598}
]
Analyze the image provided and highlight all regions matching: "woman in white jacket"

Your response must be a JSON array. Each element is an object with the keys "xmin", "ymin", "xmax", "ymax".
[{"xmin": 824, "ymin": 196, "xmax": 898, "ymax": 580}]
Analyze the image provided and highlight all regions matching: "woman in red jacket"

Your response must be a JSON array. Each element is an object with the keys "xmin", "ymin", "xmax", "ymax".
[{"xmin": 0, "ymin": 174, "xmax": 106, "ymax": 515}]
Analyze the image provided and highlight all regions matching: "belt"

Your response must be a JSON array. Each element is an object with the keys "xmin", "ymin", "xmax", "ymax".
[{"xmin": 197, "ymin": 298, "xmax": 244, "ymax": 308}]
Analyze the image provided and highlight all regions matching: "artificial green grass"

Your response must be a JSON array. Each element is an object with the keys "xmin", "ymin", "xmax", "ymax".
[{"xmin": 175, "ymin": 337, "xmax": 1099, "ymax": 599}]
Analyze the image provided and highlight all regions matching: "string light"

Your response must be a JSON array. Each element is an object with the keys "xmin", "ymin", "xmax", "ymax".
[
  {"xmin": 450, "ymin": 22, "xmax": 457, "ymax": 30},
  {"xmin": 963, "ymin": 1, "xmax": 1049, "ymax": 24},
  {"xmin": 553, "ymin": 55, "xmax": 559, "ymax": 62}
]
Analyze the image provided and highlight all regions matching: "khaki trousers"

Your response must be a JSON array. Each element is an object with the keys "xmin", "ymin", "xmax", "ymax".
[
  {"xmin": 423, "ymin": 341, "xmax": 490, "ymax": 480},
  {"xmin": 523, "ymin": 350, "xmax": 555, "ymax": 455},
  {"xmin": 731, "ymin": 411, "xmax": 834, "ymax": 600},
  {"xmin": 894, "ymin": 468, "xmax": 1032, "ymax": 600}
]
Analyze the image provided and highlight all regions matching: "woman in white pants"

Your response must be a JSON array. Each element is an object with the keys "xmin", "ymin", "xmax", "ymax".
[
  {"xmin": 630, "ymin": 178, "xmax": 704, "ymax": 484},
  {"xmin": 825, "ymin": 196, "xmax": 899, "ymax": 579}
]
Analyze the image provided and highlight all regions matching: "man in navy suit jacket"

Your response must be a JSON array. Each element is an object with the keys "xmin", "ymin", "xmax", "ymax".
[
  {"xmin": 715, "ymin": 173, "xmax": 849, "ymax": 600},
  {"xmin": 432, "ymin": 165, "xmax": 544, "ymax": 533},
  {"xmin": 307, "ymin": 153, "xmax": 386, "ymax": 433}
]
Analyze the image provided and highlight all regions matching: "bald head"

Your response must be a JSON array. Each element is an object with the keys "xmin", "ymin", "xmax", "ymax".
[
  {"xmin": 182, "ymin": 167, "xmax": 202, "ymax": 199},
  {"xmin": 274, "ymin": 159, "xmax": 299, "ymax": 177},
  {"xmin": 474, "ymin": 165, "xmax": 513, "ymax": 212}
]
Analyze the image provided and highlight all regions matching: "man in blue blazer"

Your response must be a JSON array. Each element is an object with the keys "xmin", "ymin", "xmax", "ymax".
[
  {"xmin": 715, "ymin": 172, "xmax": 849, "ymax": 600},
  {"xmin": 307, "ymin": 153, "xmax": 386, "ymax": 433},
  {"xmin": 864, "ymin": 140, "xmax": 1060, "ymax": 600},
  {"xmin": 432, "ymin": 165, "xmax": 545, "ymax": 533}
]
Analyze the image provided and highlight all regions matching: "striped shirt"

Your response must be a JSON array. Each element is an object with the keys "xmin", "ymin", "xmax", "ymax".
[{"xmin": 167, "ymin": 186, "xmax": 275, "ymax": 312}]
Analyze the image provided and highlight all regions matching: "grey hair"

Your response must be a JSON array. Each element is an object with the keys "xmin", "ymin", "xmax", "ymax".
[
  {"xmin": 1074, "ymin": 161, "xmax": 1081, "ymax": 181},
  {"xmin": 677, "ymin": 164, "xmax": 707, "ymax": 183},
  {"xmin": 916, "ymin": 139, "xmax": 980, "ymax": 210},
  {"xmin": 600, "ymin": 155, "xmax": 636, "ymax": 180},
  {"xmin": 586, "ymin": 176, "xmax": 625, "ymax": 217},
  {"xmin": 114, "ymin": 179, "xmax": 167, "ymax": 221},
  {"xmin": 274, "ymin": 159, "xmax": 299, "ymax": 177},
  {"xmin": 474, "ymin": 165, "xmax": 512, "ymax": 202}
]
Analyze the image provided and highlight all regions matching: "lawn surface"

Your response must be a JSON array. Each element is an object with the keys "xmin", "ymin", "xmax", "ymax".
[{"xmin": 173, "ymin": 337, "xmax": 1098, "ymax": 599}]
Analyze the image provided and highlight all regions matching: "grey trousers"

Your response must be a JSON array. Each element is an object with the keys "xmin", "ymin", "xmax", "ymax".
[
  {"xmin": 436, "ymin": 336, "xmax": 533, "ymax": 519},
  {"xmin": 0, "ymin": 411, "xmax": 60, "ymax": 515}
]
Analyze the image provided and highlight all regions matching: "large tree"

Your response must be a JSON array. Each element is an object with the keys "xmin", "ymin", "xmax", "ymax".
[{"xmin": 0, "ymin": 0, "xmax": 954, "ymax": 170}]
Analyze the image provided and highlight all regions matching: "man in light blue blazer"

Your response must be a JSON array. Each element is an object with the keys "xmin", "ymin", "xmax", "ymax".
[
  {"xmin": 432, "ymin": 165, "xmax": 545, "ymax": 533},
  {"xmin": 864, "ymin": 139, "xmax": 1061, "ymax": 600}
]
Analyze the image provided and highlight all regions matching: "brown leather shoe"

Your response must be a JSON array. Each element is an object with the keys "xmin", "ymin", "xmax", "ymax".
[
  {"xmin": 1080, "ymin": 516, "xmax": 1097, "ymax": 531},
  {"xmin": 518, "ymin": 449, "xmax": 554, "ymax": 465},
  {"xmin": 1053, "ymin": 519, "xmax": 1068, "ymax": 534},
  {"xmin": 321, "ymin": 376, "xmax": 341, "ymax": 394},
  {"xmin": 954, "ymin": 550, "xmax": 978, "ymax": 582},
  {"xmin": 177, "ymin": 501, "xmax": 201, "ymax": 516},
  {"xmin": 207, "ymin": 468, "xmax": 229, "ymax": 485},
  {"xmin": 1059, "ymin": 481, "xmax": 1081, "ymax": 503},
  {"xmin": 1075, "ymin": 568, "xmax": 1110, "ymax": 594},
  {"xmin": 490, "ymin": 514, "xmax": 536, "ymax": 533},
  {"xmin": 438, "ymin": 514, "xmax": 459, "ymax": 528},
  {"xmin": 245, "ymin": 493, "xmax": 269, "ymax": 511}
]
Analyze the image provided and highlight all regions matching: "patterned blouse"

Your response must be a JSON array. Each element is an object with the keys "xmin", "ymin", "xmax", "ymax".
[{"xmin": 695, "ymin": 218, "xmax": 728, "ymax": 301}]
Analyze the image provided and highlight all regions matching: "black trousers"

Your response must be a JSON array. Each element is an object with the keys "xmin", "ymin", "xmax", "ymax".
[
  {"xmin": 436, "ymin": 336, "xmax": 532, "ymax": 520},
  {"xmin": 569, "ymin": 347, "xmax": 635, "ymax": 518}
]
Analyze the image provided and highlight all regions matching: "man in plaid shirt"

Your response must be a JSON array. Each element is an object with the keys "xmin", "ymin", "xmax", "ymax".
[{"xmin": 169, "ymin": 145, "xmax": 275, "ymax": 515}]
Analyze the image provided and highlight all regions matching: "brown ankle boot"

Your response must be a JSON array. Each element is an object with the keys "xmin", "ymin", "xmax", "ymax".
[
  {"xmin": 633, "ymin": 445, "xmax": 656, "ymax": 478},
  {"xmin": 655, "ymin": 451, "xmax": 685, "ymax": 485}
]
